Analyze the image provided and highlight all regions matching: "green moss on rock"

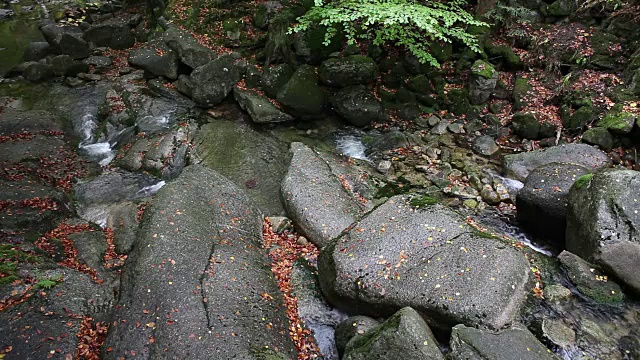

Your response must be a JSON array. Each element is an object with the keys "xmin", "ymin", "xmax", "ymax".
[
  {"xmin": 582, "ymin": 127, "xmax": 613, "ymax": 150},
  {"xmin": 597, "ymin": 110, "xmax": 636, "ymax": 134},
  {"xmin": 573, "ymin": 173, "xmax": 593, "ymax": 189},
  {"xmin": 485, "ymin": 44, "xmax": 524, "ymax": 70},
  {"xmin": 471, "ymin": 60, "xmax": 496, "ymax": 79},
  {"xmin": 513, "ymin": 77, "xmax": 531, "ymax": 111}
]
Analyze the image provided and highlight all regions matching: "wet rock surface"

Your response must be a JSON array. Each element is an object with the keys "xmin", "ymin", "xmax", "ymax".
[
  {"xmin": 281, "ymin": 142, "xmax": 367, "ymax": 247},
  {"xmin": 318, "ymin": 196, "xmax": 531, "ymax": 330},
  {"xmin": 104, "ymin": 165, "xmax": 296, "ymax": 359}
]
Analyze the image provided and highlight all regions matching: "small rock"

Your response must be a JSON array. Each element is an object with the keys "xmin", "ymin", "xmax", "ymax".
[
  {"xmin": 80, "ymin": 73, "xmax": 102, "ymax": 81},
  {"xmin": 296, "ymin": 236, "xmax": 308, "ymax": 245},
  {"xmin": 544, "ymin": 284, "xmax": 572, "ymax": 303},
  {"xmin": 473, "ymin": 135, "xmax": 499, "ymax": 156},
  {"xmin": 427, "ymin": 115, "xmax": 441, "ymax": 127},
  {"xmin": 582, "ymin": 127, "xmax": 614, "ymax": 151},
  {"xmin": 463, "ymin": 199, "xmax": 478, "ymax": 208},
  {"xmin": 447, "ymin": 122, "xmax": 464, "ymax": 134},
  {"xmin": 376, "ymin": 160, "xmax": 392, "ymax": 174},
  {"xmin": 65, "ymin": 77, "xmax": 84, "ymax": 87},
  {"xmin": 480, "ymin": 186, "xmax": 501, "ymax": 205},
  {"xmin": 431, "ymin": 120, "xmax": 450, "ymax": 135},
  {"xmin": 542, "ymin": 319, "xmax": 576, "ymax": 348},
  {"xmin": 335, "ymin": 316, "xmax": 380, "ymax": 356}
]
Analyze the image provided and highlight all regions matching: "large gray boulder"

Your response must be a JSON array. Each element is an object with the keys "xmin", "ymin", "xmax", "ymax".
[
  {"xmin": 318, "ymin": 55, "xmax": 377, "ymax": 87},
  {"xmin": 276, "ymin": 65, "xmax": 326, "ymax": 118},
  {"xmin": 331, "ymin": 85, "xmax": 385, "ymax": 127},
  {"xmin": 190, "ymin": 54, "xmax": 241, "ymax": 107},
  {"xmin": 233, "ymin": 87, "xmax": 293, "ymax": 124},
  {"xmin": 516, "ymin": 162, "xmax": 591, "ymax": 243},
  {"xmin": 318, "ymin": 196, "xmax": 531, "ymax": 330},
  {"xmin": 262, "ymin": 64, "xmax": 294, "ymax": 98},
  {"xmin": 343, "ymin": 307, "xmax": 444, "ymax": 360},
  {"xmin": 83, "ymin": 18, "xmax": 135, "ymax": 49},
  {"xmin": 191, "ymin": 121, "xmax": 289, "ymax": 215},
  {"xmin": 40, "ymin": 24, "xmax": 90, "ymax": 59},
  {"xmin": 23, "ymin": 41, "xmax": 50, "ymax": 61},
  {"xmin": 565, "ymin": 169, "xmax": 640, "ymax": 294},
  {"xmin": 503, "ymin": 143, "xmax": 611, "ymax": 182},
  {"xmin": 449, "ymin": 324, "xmax": 560, "ymax": 360},
  {"xmin": 281, "ymin": 142, "xmax": 367, "ymax": 247},
  {"xmin": 23, "ymin": 61, "xmax": 53, "ymax": 82},
  {"xmin": 103, "ymin": 165, "xmax": 296, "ymax": 359},
  {"xmin": 128, "ymin": 45, "xmax": 180, "ymax": 80},
  {"xmin": 163, "ymin": 26, "xmax": 217, "ymax": 69}
]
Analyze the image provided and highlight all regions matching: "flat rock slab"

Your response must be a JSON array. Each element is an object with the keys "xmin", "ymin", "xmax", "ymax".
[
  {"xmin": 318, "ymin": 196, "xmax": 531, "ymax": 330},
  {"xmin": 0, "ymin": 134, "xmax": 67, "ymax": 163},
  {"xmin": 281, "ymin": 142, "xmax": 366, "ymax": 247},
  {"xmin": 104, "ymin": 165, "xmax": 295, "ymax": 359},
  {"xmin": 0, "ymin": 109, "xmax": 63, "ymax": 135},
  {"xmin": 503, "ymin": 143, "xmax": 610, "ymax": 182},
  {"xmin": 449, "ymin": 324, "xmax": 560, "ymax": 360}
]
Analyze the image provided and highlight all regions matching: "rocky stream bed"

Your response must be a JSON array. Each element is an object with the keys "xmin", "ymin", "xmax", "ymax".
[{"xmin": 1, "ymin": 0, "xmax": 640, "ymax": 359}]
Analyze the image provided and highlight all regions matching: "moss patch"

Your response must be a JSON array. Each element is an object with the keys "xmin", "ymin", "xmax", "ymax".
[
  {"xmin": 573, "ymin": 173, "xmax": 593, "ymax": 189},
  {"xmin": 471, "ymin": 60, "xmax": 496, "ymax": 79},
  {"xmin": 409, "ymin": 195, "xmax": 438, "ymax": 208}
]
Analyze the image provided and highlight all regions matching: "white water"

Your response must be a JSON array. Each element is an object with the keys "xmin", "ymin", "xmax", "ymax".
[
  {"xmin": 76, "ymin": 113, "xmax": 116, "ymax": 166},
  {"xmin": 135, "ymin": 180, "xmax": 166, "ymax": 198},
  {"xmin": 335, "ymin": 134, "xmax": 369, "ymax": 161}
]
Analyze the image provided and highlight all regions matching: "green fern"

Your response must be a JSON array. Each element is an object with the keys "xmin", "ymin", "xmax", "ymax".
[{"xmin": 290, "ymin": 0, "xmax": 488, "ymax": 67}]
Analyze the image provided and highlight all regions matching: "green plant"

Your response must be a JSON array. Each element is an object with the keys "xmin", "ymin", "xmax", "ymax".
[
  {"xmin": 484, "ymin": 1, "xmax": 533, "ymax": 41},
  {"xmin": 36, "ymin": 275, "xmax": 63, "ymax": 290},
  {"xmin": 290, "ymin": 0, "xmax": 488, "ymax": 67}
]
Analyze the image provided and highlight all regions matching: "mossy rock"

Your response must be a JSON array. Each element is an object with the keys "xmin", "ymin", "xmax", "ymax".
[
  {"xmin": 405, "ymin": 74, "xmax": 433, "ymax": 94},
  {"xmin": 276, "ymin": 64, "xmax": 326, "ymax": 117},
  {"xmin": 563, "ymin": 106, "xmax": 595, "ymax": 131},
  {"xmin": 597, "ymin": 110, "xmax": 636, "ymax": 134},
  {"xmin": 429, "ymin": 42, "xmax": 453, "ymax": 63},
  {"xmin": 294, "ymin": 24, "xmax": 344, "ymax": 64},
  {"xmin": 573, "ymin": 173, "xmax": 593, "ymax": 190},
  {"xmin": 558, "ymin": 251, "xmax": 624, "ymax": 304},
  {"xmin": 541, "ymin": 0, "xmax": 576, "ymax": 17},
  {"xmin": 447, "ymin": 88, "xmax": 472, "ymax": 116},
  {"xmin": 485, "ymin": 44, "xmax": 524, "ymax": 71},
  {"xmin": 513, "ymin": 77, "xmax": 531, "ymax": 111},
  {"xmin": 318, "ymin": 55, "xmax": 376, "ymax": 87},
  {"xmin": 262, "ymin": 64, "xmax": 294, "ymax": 98},
  {"xmin": 471, "ymin": 60, "xmax": 496, "ymax": 79},
  {"xmin": 631, "ymin": 68, "xmax": 640, "ymax": 96},
  {"xmin": 582, "ymin": 127, "xmax": 613, "ymax": 150},
  {"xmin": 512, "ymin": 112, "xmax": 541, "ymax": 140}
]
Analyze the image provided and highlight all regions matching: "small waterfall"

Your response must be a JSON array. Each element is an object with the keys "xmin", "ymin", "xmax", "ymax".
[
  {"xmin": 75, "ymin": 113, "xmax": 116, "ymax": 166},
  {"xmin": 335, "ymin": 133, "xmax": 369, "ymax": 161}
]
